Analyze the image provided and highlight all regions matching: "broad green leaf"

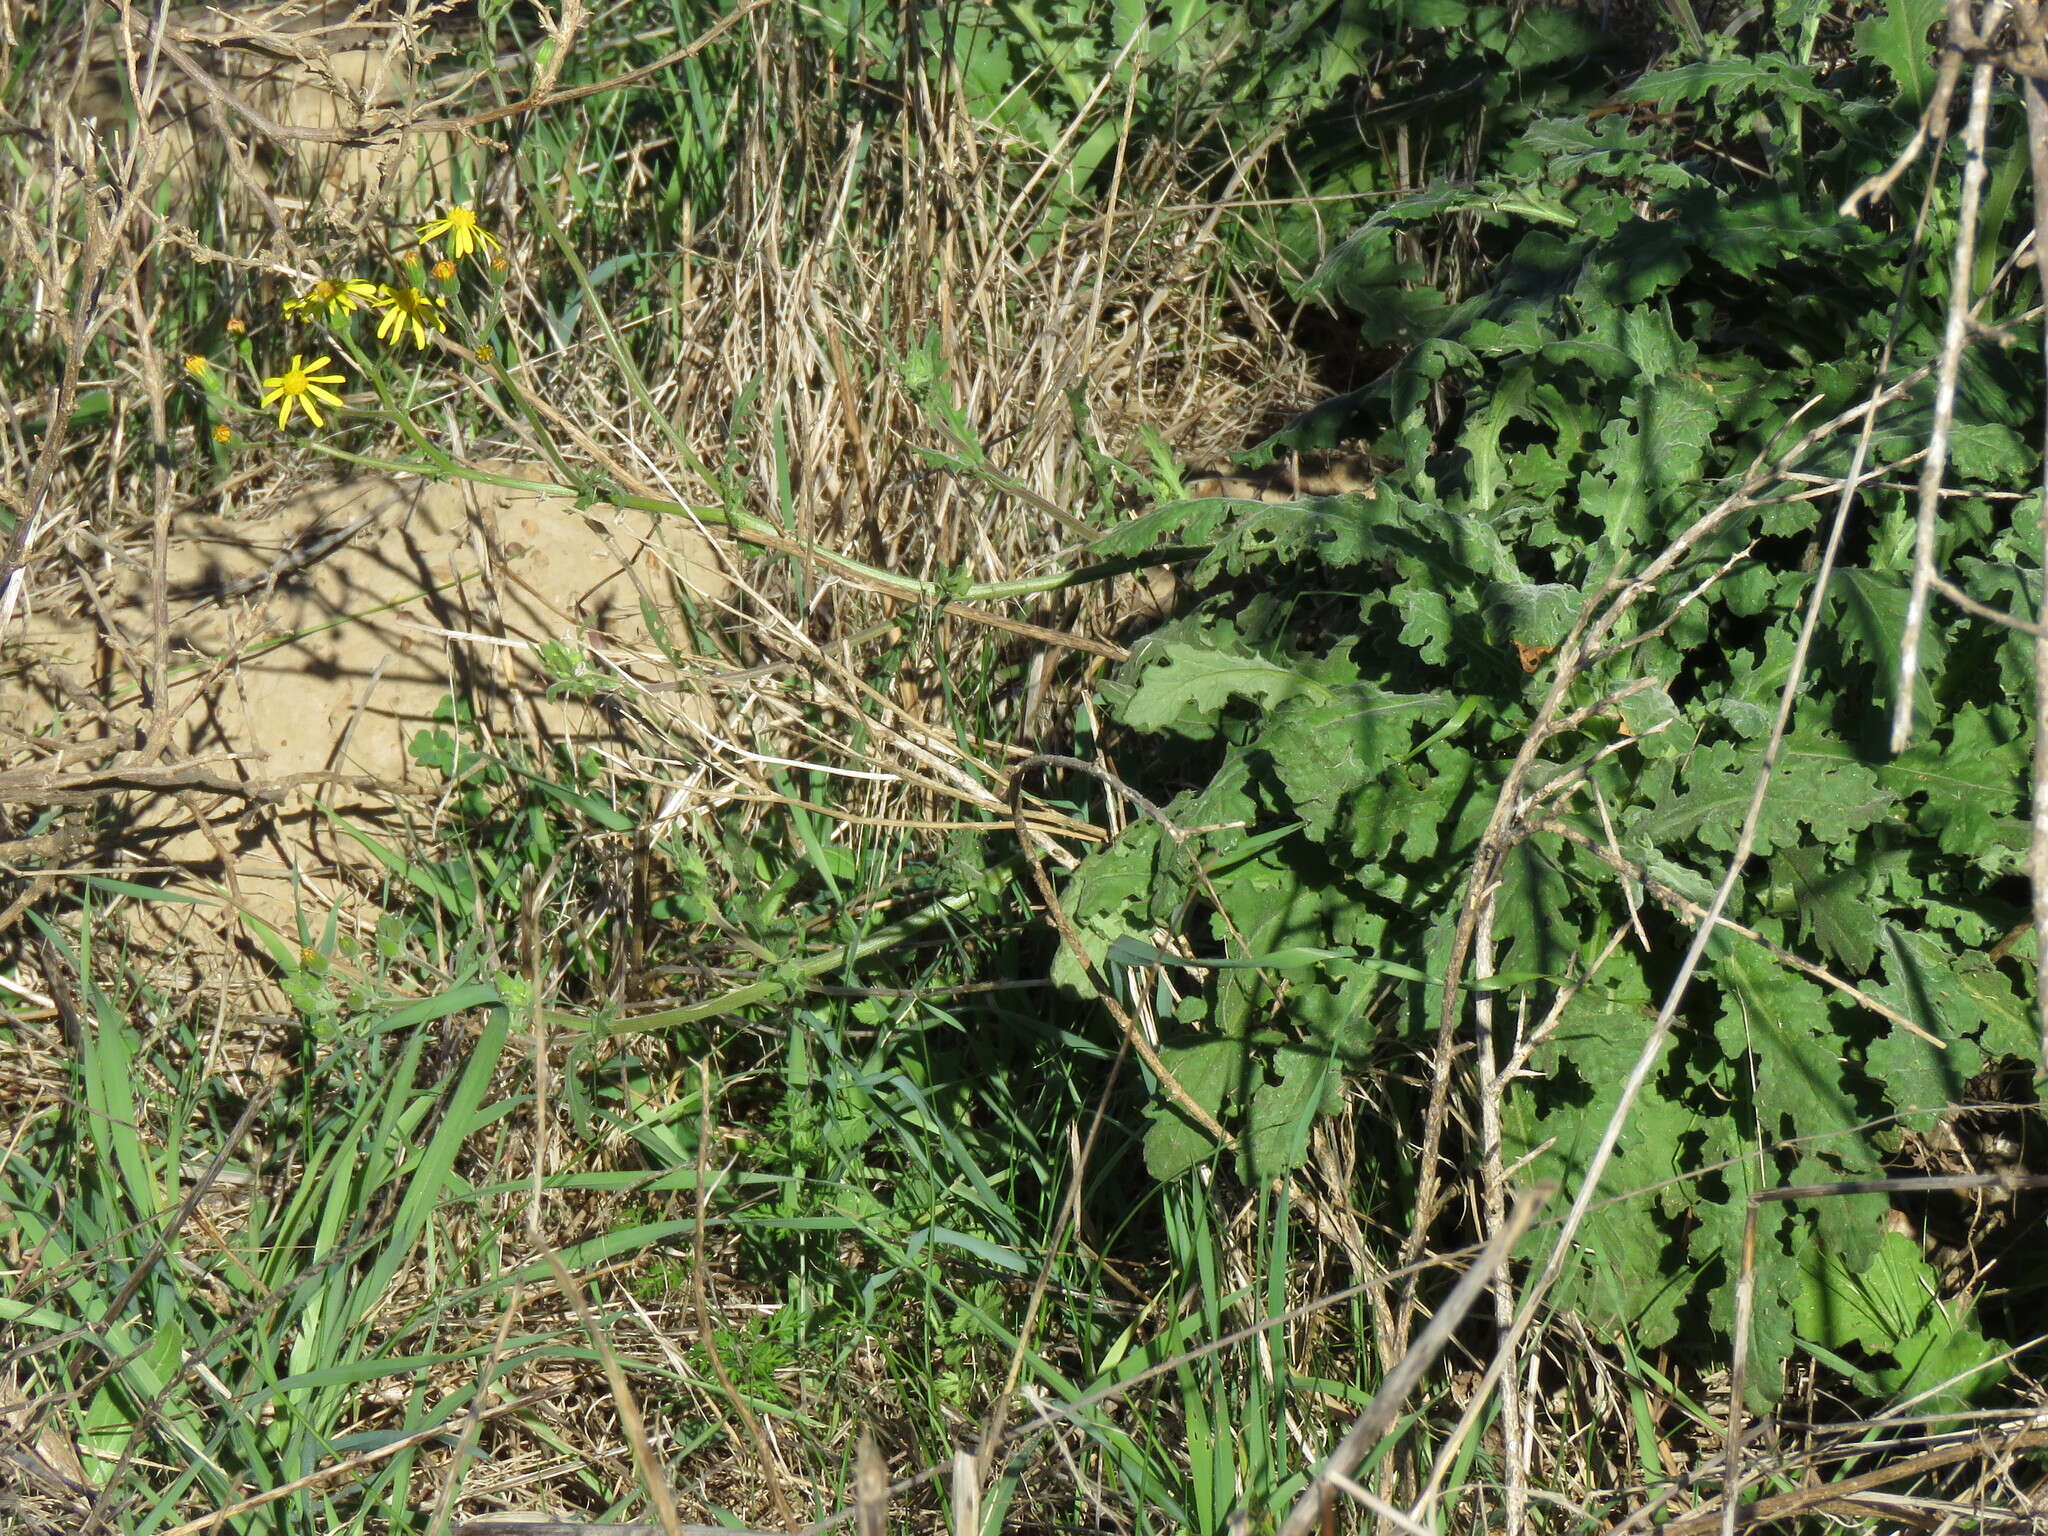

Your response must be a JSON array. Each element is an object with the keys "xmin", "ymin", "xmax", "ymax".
[
  {"xmin": 1090, "ymin": 495, "xmax": 1241, "ymax": 558},
  {"xmin": 1948, "ymin": 422, "xmax": 2032, "ymax": 483},
  {"xmin": 1854, "ymin": 0, "xmax": 1945, "ymax": 106},
  {"xmin": 1674, "ymin": 187, "xmax": 1874, "ymax": 278},
  {"xmin": 1115, "ymin": 640, "xmax": 1331, "ymax": 737},
  {"xmin": 1244, "ymin": 1045, "xmax": 1340, "ymax": 1179},
  {"xmin": 1714, "ymin": 946, "xmax": 1881, "ymax": 1200},
  {"xmin": 1639, "ymin": 738, "xmax": 1893, "ymax": 857},
  {"xmin": 1143, "ymin": 1038, "xmax": 1239, "ymax": 1180},
  {"xmin": 1683, "ymin": 1149, "xmax": 1802, "ymax": 1406},
  {"xmin": 1501, "ymin": 6, "xmax": 1607, "ymax": 68},
  {"xmin": 1519, "ymin": 116, "xmax": 1694, "ymax": 184},
  {"xmin": 1867, "ymin": 926, "xmax": 2032, "ymax": 1104},
  {"xmin": 1483, "ymin": 580, "xmax": 1578, "ymax": 647},
  {"xmin": 1502, "ymin": 949, "xmax": 1694, "ymax": 1346},
  {"xmin": 1627, "ymin": 55, "xmax": 1836, "ymax": 113},
  {"xmin": 1202, "ymin": 500, "xmax": 1384, "ymax": 579},
  {"xmin": 1797, "ymin": 1232, "xmax": 2006, "ymax": 1411},
  {"xmin": 1775, "ymin": 843, "xmax": 1875, "ymax": 975},
  {"xmin": 1259, "ymin": 687, "xmax": 1456, "ymax": 846},
  {"xmin": 1887, "ymin": 705, "xmax": 2025, "ymax": 859}
]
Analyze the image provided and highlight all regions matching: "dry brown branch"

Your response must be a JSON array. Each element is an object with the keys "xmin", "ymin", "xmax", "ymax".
[
  {"xmin": 1891, "ymin": 1, "xmax": 2011, "ymax": 753},
  {"xmin": 1929, "ymin": 567, "xmax": 2048, "ymax": 634},
  {"xmin": 0, "ymin": 760, "xmax": 283, "ymax": 806},
  {"xmin": 1668, "ymin": 1402, "xmax": 2048, "ymax": 1533}
]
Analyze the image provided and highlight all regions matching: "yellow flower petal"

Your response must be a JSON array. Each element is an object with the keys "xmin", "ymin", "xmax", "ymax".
[
  {"xmin": 258, "ymin": 353, "xmax": 349, "ymax": 430},
  {"xmin": 416, "ymin": 204, "xmax": 502, "ymax": 262}
]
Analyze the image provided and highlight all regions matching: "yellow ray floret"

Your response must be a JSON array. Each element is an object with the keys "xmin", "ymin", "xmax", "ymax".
[
  {"xmin": 416, "ymin": 205, "xmax": 503, "ymax": 262},
  {"xmin": 283, "ymin": 278, "xmax": 381, "ymax": 324},
  {"xmin": 260, "ymin": 354, "xmax": 348, "ymax": 430},
  {"xmin": 374, "ymin": 283, "xmax": 449, "ymax": 350}
]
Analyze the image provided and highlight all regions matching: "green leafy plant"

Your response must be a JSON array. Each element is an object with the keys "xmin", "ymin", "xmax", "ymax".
[{"xmin": 1058, "ymin": 0, "xmax": 2044, "ymax": 1405}]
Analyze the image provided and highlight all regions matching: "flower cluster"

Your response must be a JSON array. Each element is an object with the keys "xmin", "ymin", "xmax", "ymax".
[{"xmin": 190, "ymin": 204, "xmax": 503, "ymax": 437}]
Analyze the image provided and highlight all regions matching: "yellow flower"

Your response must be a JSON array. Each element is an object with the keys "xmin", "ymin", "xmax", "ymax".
[
  {"xmin": 260, "ymin": 353, "xmax": 347, "ymax": 430},
  {"xmin": 475, "ymin": 344, "xmax": 496, "ymax": 364},
  {"xmin": 225, "ymin": 316, "xmax": 246, "ymax": 335},
  {"xmin": 183, "ymin": 354, "xmax": 209, "ymax": 377},
  {"xmin": 431, "ymin": 258, "xmax": 457, "ymax": 282},
  {"xmin": 416, "ymin": 204, "xmax": 502, "ymax": 262},
  {"xmin": 282, "ymin": 277, "xmax": 381, "ymax": 324},
  {"xmin": 374, "ymin": 284, "xmax": 449, "ymax": 350},
  {"xmin": 212, "ymin": 424, "xmax": 233, "ymax": 444}
]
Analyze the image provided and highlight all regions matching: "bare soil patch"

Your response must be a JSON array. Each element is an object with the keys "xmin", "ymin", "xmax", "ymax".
[{"xmin": 4, "ymin": 469, "xmax": 725, "ymax": 941}]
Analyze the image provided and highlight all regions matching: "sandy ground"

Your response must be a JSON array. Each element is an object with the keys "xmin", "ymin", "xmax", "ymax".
[{"xmin": 5, "ymin": 469, "xmax": 726, "ymax": 942}]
